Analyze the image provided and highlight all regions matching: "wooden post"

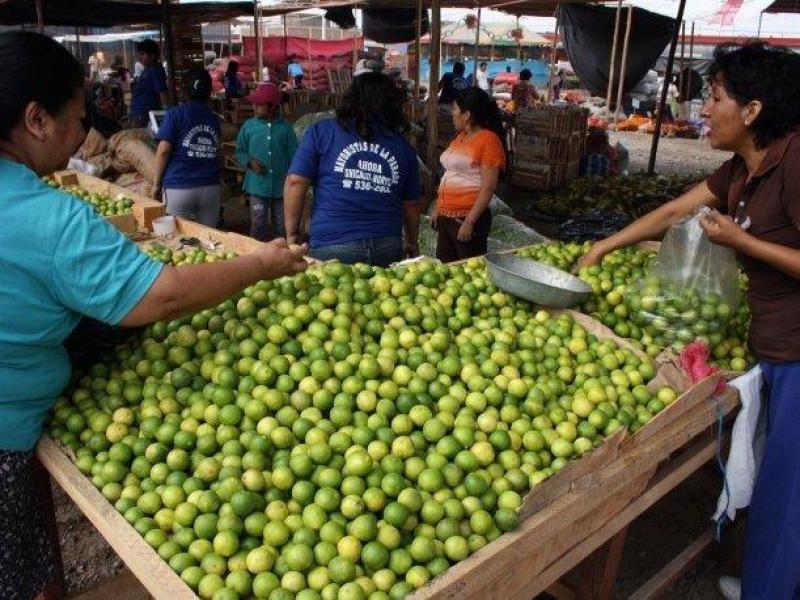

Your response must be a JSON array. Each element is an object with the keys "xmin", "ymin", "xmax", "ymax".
[
  {"xmin": 516, "ymin": 16, "xmax": 521, "ymax": 61},
  {"xmin": 548, "ymin": 7, "xmax": 559, "ymax": 102},
  {"xmin": 228, "ymin": 21, "xmax": 233, "ymax": 58},
  {"xmin": 162, "ymin": 0, "xmax": 176, "ymax": 102},
  {"xmin": 605, "ymin": 0, "xmax": 623, "ymax": 116},
  {"xmin": 472, "ymin": 9, "xmax": 482, "ymax": 86},
  {"xmin": 686, "ymin": 21, "xmax": 695, "ymax": 100},
  {"xmin": 415, "ymin": 0, "xmax": 422, "ymax": 99},
  {"xmin": 648, "ymin": 0, "xmax": 687, "ymax": 174},
  {"xmin": 426, "ymin": 0, "xmax": 442, "ymax": 203},
  {"xmin": 677, "ymin": 20, "xmax": 685, "ymax": 96},
  {"xmin": 254, "ymin": 1, "xmax": 263, "ymax": 82},
  {"xmin": 35, "ymin": 0, "xmax": 44, "ymax": 33},
  {"xmin": 75, "ymin": 26, "xmax": 82, "ymax": 66},
  {"xmin": 612, "ymin": 6, "xmax": 633, "ymax": 127}
]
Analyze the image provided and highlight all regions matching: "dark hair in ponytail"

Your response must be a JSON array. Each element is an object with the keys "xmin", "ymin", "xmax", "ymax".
[
  {"xmin": 184, "ymin": 68, "xmax": 212, "ymax": 101},
  {"xmin": 0, "ymin": 31, "xmax": 85, "ymax": 141},
  {"xmin": 454, "ymin": 88, "xmax": 508, "ymax": 166}
]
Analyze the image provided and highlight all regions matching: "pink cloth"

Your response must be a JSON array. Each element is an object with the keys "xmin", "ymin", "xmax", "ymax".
[{"xmin": 679, "ymin": 340, "xmax": 726, "ymax": 393}]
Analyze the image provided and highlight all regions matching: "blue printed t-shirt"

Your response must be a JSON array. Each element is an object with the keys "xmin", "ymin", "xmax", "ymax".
[
  {"xmin": 0, "ymin": 160, "xmax": 163, "ymax": 450},
  {"xmin": 131, "ymin": 63, "xmax": 167, "ymax": 119},
  {"xmin": 156, "ymin": 100, "xmax": 221, "ymax": 188},
  {"xmin": 289, "ymin": 118, "xmax": 422, "ymax": 248},
  {"xmin": 288, "ymin": 63, "xmax": 304, "ymax": 77}
]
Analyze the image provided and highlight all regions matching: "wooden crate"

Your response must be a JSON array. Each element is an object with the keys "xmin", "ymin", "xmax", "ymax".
[
  {"xmin": 512, "ymin": 159, "xmax": 579, "ymax": 190},
  {"xmin": 516, "ymin": 105, "xmax": 585, "ymax": 139},
  {"xmin": 53, "ymin": 170, "xmax": 164, "ymax": 231},
  {"xmin": 326, "ymin": 68, "xmax": 352, "ymax": 95}
]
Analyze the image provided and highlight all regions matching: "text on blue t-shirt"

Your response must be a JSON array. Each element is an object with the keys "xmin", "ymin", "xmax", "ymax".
[
  {"xmin": 288, "ymin": 119, "xmax": 421, "ymax": 248},
  {"xmin": 156, "ymin": 100, "xmax": 221, "ymax": 189}
]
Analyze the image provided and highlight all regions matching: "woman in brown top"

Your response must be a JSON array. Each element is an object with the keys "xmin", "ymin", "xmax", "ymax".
[{"xmin": 581, "ymin": 43, "xmax": 800, "ymax": 600}]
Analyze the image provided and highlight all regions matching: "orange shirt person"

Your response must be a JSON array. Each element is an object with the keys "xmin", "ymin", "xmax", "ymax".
[{"xmin": 432, "ymin": 88, "xmax": 507, "ymax": 262}]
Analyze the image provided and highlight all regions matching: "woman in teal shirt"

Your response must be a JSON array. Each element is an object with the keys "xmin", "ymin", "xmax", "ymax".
[{"xmin": 0, "ymin": 32, "xmax": 308, "ymax": 600}]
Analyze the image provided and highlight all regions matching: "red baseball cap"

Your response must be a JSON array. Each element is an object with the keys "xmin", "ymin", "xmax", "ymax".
[{"xmin": 249, "ymin": 83, "xmax": 282, "ymax": 106}]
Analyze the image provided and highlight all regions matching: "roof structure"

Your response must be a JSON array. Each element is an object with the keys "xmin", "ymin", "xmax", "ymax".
[
  {"xmin": 765, "ymin": 0, "xmax": 800, "ymax": 12},
  {"xmin": 258, "ymin": 0, "xmax": 594, "ymax": 17},
  {"xmin": 0, "ymin": 0, "xmax": 256, "ymax": 27}
]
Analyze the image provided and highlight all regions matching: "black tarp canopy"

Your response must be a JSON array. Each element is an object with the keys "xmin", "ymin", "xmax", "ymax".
[
  {"xmin": 559, "ymin": 4, "xmax": 677, "ymax": 98},
  {"xmin": 0, "ymin": 0, "xmax": 256, "ymax": 28}
]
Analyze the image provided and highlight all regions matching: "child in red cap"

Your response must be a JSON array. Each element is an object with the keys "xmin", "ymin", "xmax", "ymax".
[{"xmin": 234, "ymin": 83, "xmax": 297, "ymax": 240}]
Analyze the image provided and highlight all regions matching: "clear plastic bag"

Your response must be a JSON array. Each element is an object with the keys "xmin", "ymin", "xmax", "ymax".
[{"xmin": 626, "ymin": 208, "xmax": 741, "ymax": 350}]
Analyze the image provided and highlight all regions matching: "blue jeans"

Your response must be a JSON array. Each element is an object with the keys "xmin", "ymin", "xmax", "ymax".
[
  {"xmin": 742, "ymin": 360, "xmax": 800, "ymax": 599},
  {"xmin": 310, "ymin": 236, "xmax": 402, "ymax": 267},
  {"xmin": 250, "ymin": 196, "xmax": 284, "ymax": 241}
]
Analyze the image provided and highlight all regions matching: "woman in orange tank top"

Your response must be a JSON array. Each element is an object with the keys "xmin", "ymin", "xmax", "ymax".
[{"xmin": 432, "ymin": 88, "xmax": 507, "ymax": 262}]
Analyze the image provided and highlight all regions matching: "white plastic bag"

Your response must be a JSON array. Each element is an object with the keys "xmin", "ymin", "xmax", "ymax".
[{"xmin": 626, "ymin": 208, "xmax": 742, "ymax": 349}]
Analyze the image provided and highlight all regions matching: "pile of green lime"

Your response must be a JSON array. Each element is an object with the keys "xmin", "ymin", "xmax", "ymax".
[
  {"xmin": 512, "ymin": 242, "xmax": 752, "ymax": 370},
  {"xmin": 47, "ymin": 177, "xmax": 135, "ymax": 217},
  {"xmin": 146, "ymin": 246, "xmax": 239, "ymax": 266},
  {"xmin": 50, "ymin": 259, "xmax": 679, "ymax": 600}
]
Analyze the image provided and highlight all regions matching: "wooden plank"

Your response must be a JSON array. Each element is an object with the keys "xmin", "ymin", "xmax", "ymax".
[
  {"xmin": 106, "ymin": 213, "xmax": 138, "ymax": 234},
  {"xmin": 547, "ymin": 581, "xmax": 576, "ymax": 600},
  {"xmin": 575, "ymin": 527, "xmax": 629, "ymax": 600},
  {"xmin": 36, "ymin": 437, "xmax": 198, "ymax": 600},
  {"xmin": 628, "ymin": 528, "xmax": 716, "ymax": 600},
  {"xmin": 520, "ymin": 427, "xmax": 625, "ymax": 520},
  {"xmin": 504, "ymin": 430, "xmax": 726, "ymax": 600},
  {"xmin": 70, "ymin": 569, "xmax": 149, "ymax": 600},
  {"xmin": 410, "ymin": 388, "xmax": 737, "ymax": 600}
]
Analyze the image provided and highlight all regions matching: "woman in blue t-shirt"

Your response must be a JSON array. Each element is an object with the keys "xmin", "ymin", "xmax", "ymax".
[
  {"xmin": 0, "ymin": 32, "xmax": 309, "ymax": 599},
  {"xmin": 223, "ymin": 60, "xmax": 247, "ymax": 100},
  {"xmin": 129, "ymin": 39, "xmax": 168, "ymax": 128},
  {"xmin": 153, "ymin": 68, "xmax": 222, "ymax": 226},
  {"xmin": 284, "ymin": 72, "xmax": 423, "ymax": 266}
]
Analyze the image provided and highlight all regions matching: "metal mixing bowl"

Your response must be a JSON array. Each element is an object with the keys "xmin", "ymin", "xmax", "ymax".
[{"xmin": 485, "ymin": 253, "xmax": 592, "ymax": 308}]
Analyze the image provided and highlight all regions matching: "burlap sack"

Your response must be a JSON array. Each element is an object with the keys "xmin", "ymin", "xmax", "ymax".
[
  {"xmin": 76, "ymin": 128, "xmax": 108, "ymax": 160},
  {"xmin": 115, "ymin": 138, "xmax": 156, "ymax": 182}
]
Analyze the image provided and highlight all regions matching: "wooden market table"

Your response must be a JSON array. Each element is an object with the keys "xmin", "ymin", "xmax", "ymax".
[
  {"xmin": 32, "ymin": 241, "xmax": 741, "ymax": 599},
  {"xmin": 35, "ymin": 379, "xmax": 738, "ymax": 600}
]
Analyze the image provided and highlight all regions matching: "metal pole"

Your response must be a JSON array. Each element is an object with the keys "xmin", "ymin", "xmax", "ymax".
[
  {"xmin": 516, "ymin": 16, "xmax": 521, "ymax": 61},
  {"xmin": 613, "ymin": 6, "xmax": 633, "ymax": 126},
  {"xmin": 757, "ymin": 11, "xmax": 763, "ymax": 37},
  {"xmin": 472, "ymin": 9, "xmax": 482, "ymax": 86},
  {"xmin": 426, "ymin": 0, "xmax": 442, "ymax": 204},
  {"xmin": 605, "ymin": 0, "xmax": 623, "ymax": 119},
  {"xmin": 415, "ymin": 0, "xmax": 422, "ymax": 100},
  {"xmin": 685, "ymin": 21, "xmax": 695, "ymax": 102},
  {"xmin": 228, "ymin": 21, "xmax": 233, "ymax": 58},
  {"xmin": 648, "ymin": 0, "xmax": 687, "ymax": 174},
  {"xmin": 548, "ymin": 7, "xmax": 559, "ymax": 102},
  {"xmin": 254, "ymin": 2, "xmax": 263, "ymax": 82},
  {"xmin": 35, "ymin": 0, "xmax": 44, "ymax": 33}
]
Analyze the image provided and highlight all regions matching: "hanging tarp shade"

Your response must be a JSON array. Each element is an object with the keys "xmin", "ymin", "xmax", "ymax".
[
  {"xmin": 0, "ymin": 0, "xmax": 255, "ymax": 27},
  {"xmin": 558, "ymin": 4, "xmax": 677, "ymax": 97},
  {"xmin": 362, "ymin": 8, "xmax": 430, "ymax": 44}
]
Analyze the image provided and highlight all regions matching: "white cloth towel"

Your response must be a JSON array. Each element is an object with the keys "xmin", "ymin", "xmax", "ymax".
[{"xmin": 714, "ymin": 365, "xmax": 765, "ymax": 522}]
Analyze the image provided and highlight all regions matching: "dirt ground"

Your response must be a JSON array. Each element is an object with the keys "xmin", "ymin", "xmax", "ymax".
[{"xmin": 54, "ymin": 134, "xmax": 740, "ymax": 598}]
